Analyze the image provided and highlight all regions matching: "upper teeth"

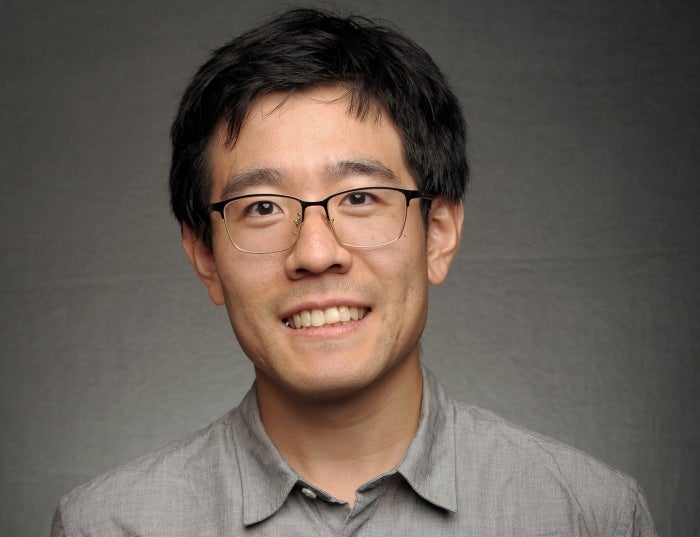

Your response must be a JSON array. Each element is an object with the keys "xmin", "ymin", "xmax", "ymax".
[{"xmin": 288, "ymin": 306, "xmax": 367, "ymax": 329}]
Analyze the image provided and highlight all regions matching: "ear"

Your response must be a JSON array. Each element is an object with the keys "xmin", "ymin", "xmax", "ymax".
[
  {"xmin": 181, "ymin": 225, "xmax": 225, "ymax": 306},
  {"xmin": 426, "ymin": 198, "xmax": 464, "ymax": 285}
]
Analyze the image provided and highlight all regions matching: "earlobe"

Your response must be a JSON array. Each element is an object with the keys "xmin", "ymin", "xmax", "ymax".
[
  {"xmin": 181, "ymin": 225, "xmax": 225, "ymax": 306},
  {"xmin": 426, "ymin": 198, "xmax": 464, "ymax": 285}
]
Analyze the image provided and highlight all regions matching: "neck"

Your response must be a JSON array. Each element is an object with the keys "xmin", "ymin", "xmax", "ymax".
[{"xmin": 255, "ymin": 357, "xmax": 423, "ymax": 506}]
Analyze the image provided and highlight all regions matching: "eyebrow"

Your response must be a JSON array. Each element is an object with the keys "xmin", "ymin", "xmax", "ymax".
[
  {"xmin": 325, "ymin": 159, "xmax": 399, "ymax": 185},
  {"xmin": 219, "ymin": 158, "xmax": 400, "ymax": 199},
  {"xmin": 219, "ymin": 168, "xmax": 285, "ymax": 199}
]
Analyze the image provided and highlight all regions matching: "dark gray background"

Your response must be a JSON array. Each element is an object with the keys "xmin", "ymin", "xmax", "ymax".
[{"xmin": 2, "ymin": 1, "xmax": 699, "ymax": 535}]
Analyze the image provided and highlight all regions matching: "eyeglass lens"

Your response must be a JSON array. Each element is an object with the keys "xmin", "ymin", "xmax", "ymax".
[{"xmin": 222, "ymin": 188, "xmax": 411, "ymax": 253}]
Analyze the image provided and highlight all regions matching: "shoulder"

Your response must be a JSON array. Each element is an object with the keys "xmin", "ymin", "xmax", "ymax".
[
  {"xmin": 450, "ymin": 401, "xmax": 656, "ymax": 535},
  {"xmin": 54, "ymin": 408, "xmax": 242, "ymax": 537},
  {"xmin": 453, "ymin": 402, "xmax": 633, "ymax": 489}
]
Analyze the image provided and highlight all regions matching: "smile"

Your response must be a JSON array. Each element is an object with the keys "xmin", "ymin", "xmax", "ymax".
[{"xmin": 285, "ymin": 306, "xmax": 369, "ymax": 329}]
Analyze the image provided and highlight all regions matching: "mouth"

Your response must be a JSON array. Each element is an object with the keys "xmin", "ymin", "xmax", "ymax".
[{"xmin": 284, "ymin": 306, "xmax": 370, "ymax": 329}]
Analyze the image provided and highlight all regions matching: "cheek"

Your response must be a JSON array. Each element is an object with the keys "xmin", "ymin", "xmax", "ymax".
[
  {"xmin": 397, "ymin": 237, "xmax": 430, "ymax": 315},
  {"xmin": 366, "ymin": 237, "xmax": 429, "ymax": 303},
  {"xmin": 220, "ymin": 264, "xmax": 277, "ymax": 358},
  {"xmin": 217, "ymin": 256, "xmax": 278, "ymax": 317},
  {"xmin": 373, "ymin": 246, "xmax": 429, "ymax": 355}
]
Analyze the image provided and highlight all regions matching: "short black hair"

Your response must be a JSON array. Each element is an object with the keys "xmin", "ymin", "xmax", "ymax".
[{"xmin": 169, "ymin": 8, "xmax": 468, "ymax": 247}]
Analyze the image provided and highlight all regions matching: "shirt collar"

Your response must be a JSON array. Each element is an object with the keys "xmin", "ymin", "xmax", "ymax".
[
  {"xmin": 231, "ymin": 385, "xmax": 300, "ymax": 526},
  {"xmin": 231, "ymin": 366, "xmax": 458, "ymax": 525},
  {"xmin": 396, "ymin": 367, "xmax": 457, "ymax": 512}
]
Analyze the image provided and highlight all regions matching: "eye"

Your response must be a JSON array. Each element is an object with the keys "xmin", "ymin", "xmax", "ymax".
[
  {"xmin": 341, "ymin": 191, "xmax": 379, "ymax": 206},
  {"xmin": 244, "ymin": 200, "xmax": 283, "ymax": 217}
]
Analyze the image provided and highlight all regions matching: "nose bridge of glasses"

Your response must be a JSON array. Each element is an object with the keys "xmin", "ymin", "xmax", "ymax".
[
  {"xmin": 298, "ymin": 198, "xmax": 333, "ymax": 224},
  {"xmin": 293, "ymin": 198, "xmax": 338, "ymax": 248}
]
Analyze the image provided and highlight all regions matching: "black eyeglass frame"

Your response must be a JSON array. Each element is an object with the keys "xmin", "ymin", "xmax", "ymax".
[{"xmin": 208, "ymin": 186, "xmax": 432, "ymax": 253}]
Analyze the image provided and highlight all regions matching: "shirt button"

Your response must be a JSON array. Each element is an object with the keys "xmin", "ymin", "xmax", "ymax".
[{"xmin": 301, "ymin": 487, "xmax": 317, "ymax": 499}]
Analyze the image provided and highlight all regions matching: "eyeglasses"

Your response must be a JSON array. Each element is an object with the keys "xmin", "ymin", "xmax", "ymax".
[{"xmin": 209, "ymin": 186, "xmax": 432, "ymax": 254}]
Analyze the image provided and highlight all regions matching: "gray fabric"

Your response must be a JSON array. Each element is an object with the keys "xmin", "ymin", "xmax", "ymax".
[{"xmin": 51, "ymin": 368, "xmax": 657, "ymax": 536}]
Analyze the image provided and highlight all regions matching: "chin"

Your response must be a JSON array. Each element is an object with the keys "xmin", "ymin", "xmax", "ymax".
[{"xmin": 275, "ymin": 363, "xmax": 385, "ymax": 402}]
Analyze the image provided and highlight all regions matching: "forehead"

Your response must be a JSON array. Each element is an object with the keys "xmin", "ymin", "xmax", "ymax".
[
  {"xmin": 235, "ymin": 85, "xmax": 388, "ymax": 136},
  {"xmin": 206, "ymin": 86, "xmax": 410, "ymax": 197},
  {"xmin": 229, "ymin": 86, "xmax": 401, "ymax": 149}
]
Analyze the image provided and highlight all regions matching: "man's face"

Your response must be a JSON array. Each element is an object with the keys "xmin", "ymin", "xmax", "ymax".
[{"xmin": 187, "ymin": 86, "xmax": 460, "ymax": 402}]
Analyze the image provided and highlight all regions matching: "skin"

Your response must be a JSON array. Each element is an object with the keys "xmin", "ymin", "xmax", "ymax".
[{"xmin": 183, "ymin": 86, "xmax": 463, "ymax": 504}]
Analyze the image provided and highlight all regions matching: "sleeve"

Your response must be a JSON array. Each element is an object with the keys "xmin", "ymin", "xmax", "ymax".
[
  {"xmin": 50, "ymin": 505, "xmax": 67, "ymax": 537},
  {"xmin": 620, "ymin": 485, "xmax": 658, "ymax": 537}
]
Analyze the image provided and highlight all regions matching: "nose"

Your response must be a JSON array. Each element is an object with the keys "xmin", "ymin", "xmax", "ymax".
[{"xmin": 284, "ymin": 206, "xmax": 352, "ymax": 278}]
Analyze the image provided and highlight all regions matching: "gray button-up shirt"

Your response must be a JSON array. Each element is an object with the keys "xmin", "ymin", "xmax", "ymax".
[{"xmin": 52, "ymin": 368, "xmax": 657, "ymax": 536}]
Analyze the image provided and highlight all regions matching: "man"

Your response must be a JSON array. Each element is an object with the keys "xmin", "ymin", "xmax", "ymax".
[{"xmin": 51, "ymin": 8, "xmax": 657, "ymax": 536}]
